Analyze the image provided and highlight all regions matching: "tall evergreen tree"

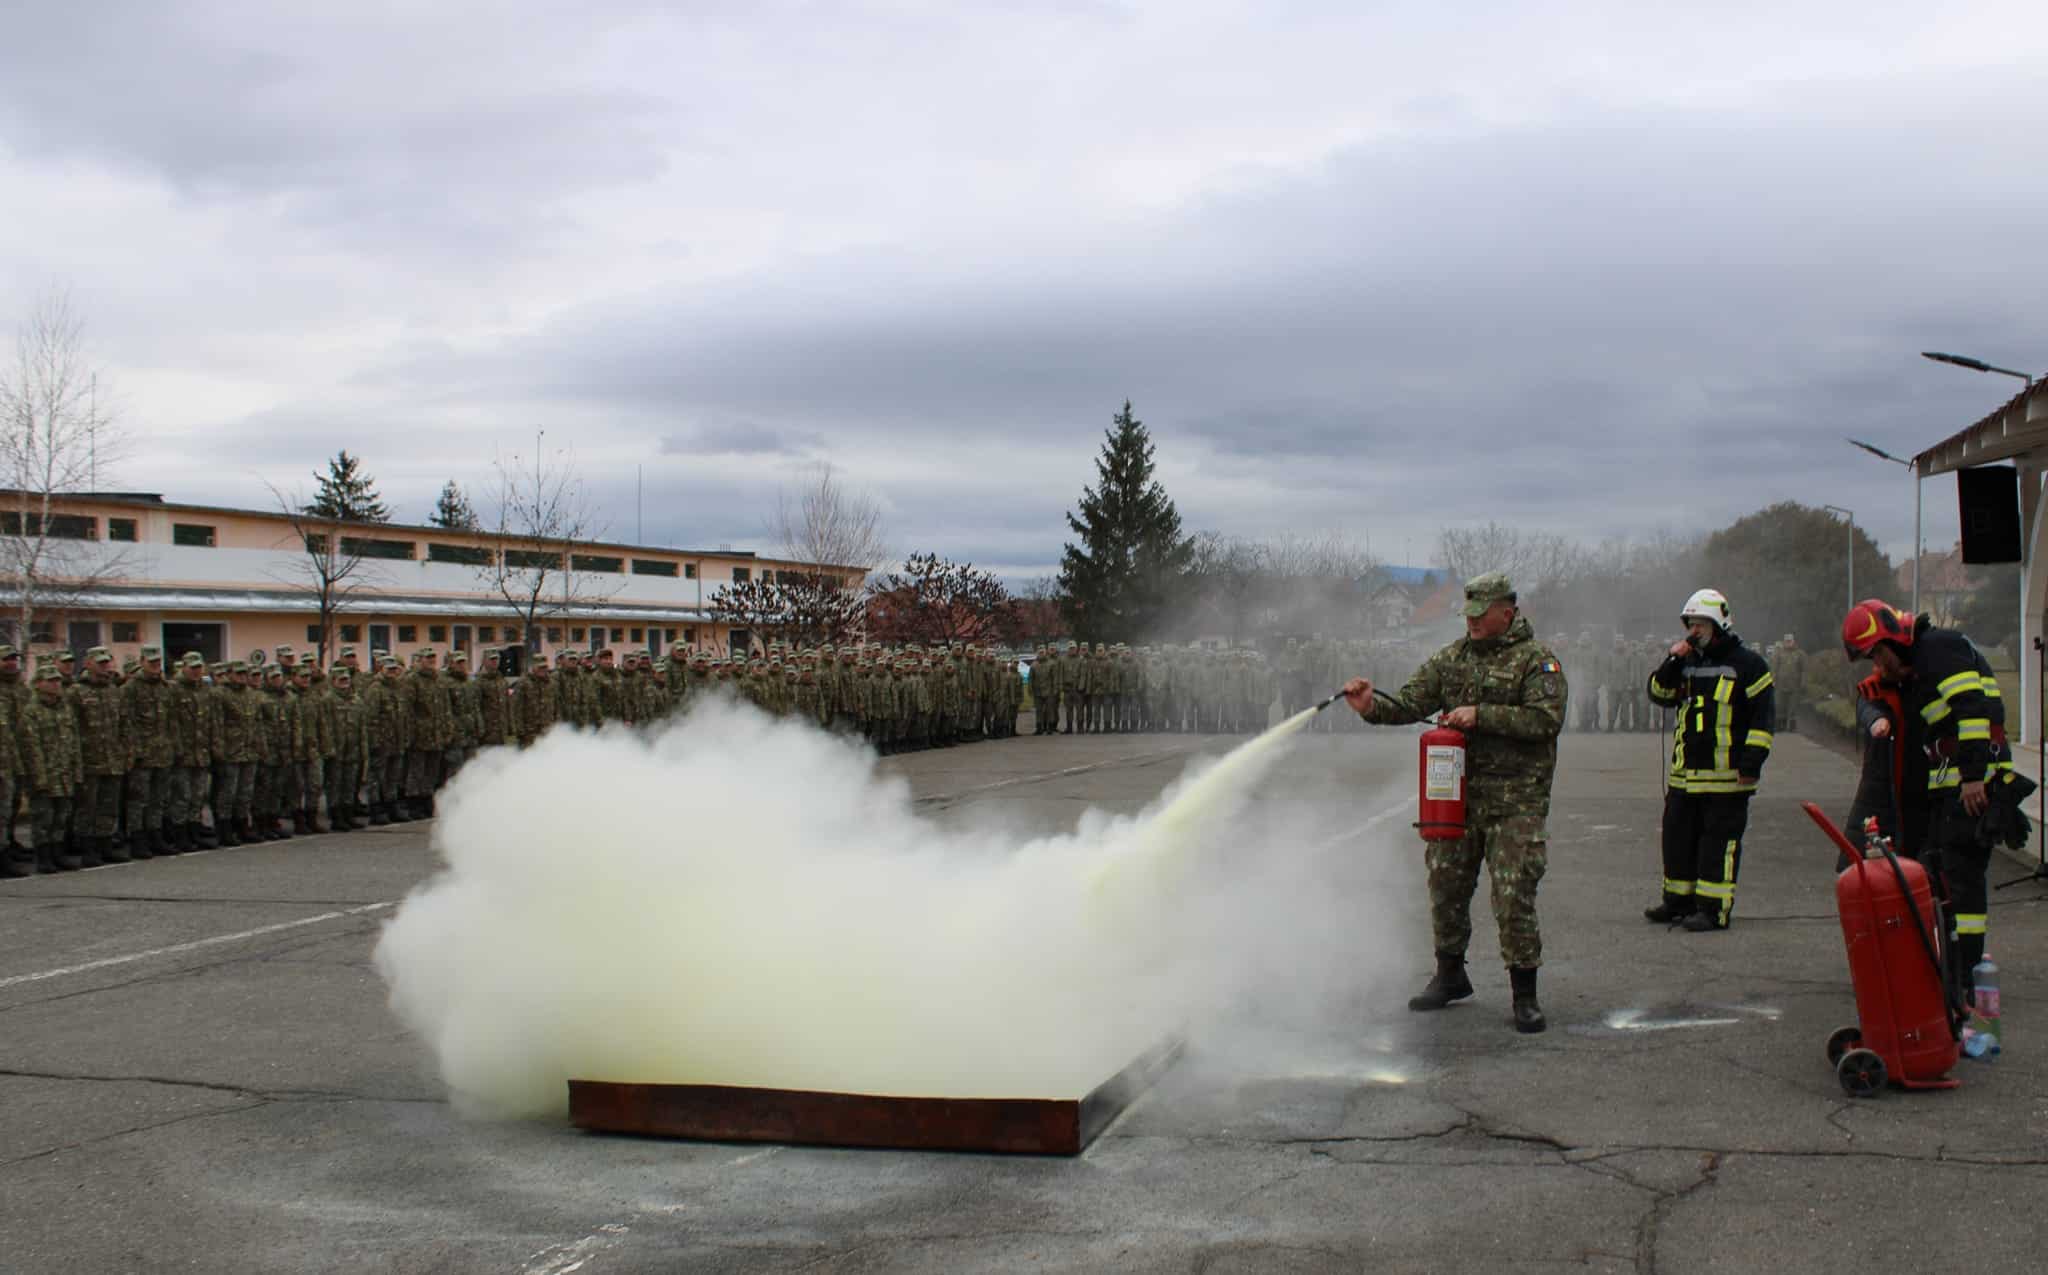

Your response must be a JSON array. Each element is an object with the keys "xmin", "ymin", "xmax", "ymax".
[
  {"xmin": 304, "ymin": 449, "xmax": 389, "ymax": 523},
  {"xmin": 1058, "ymin": 400, "xmax": 1194, "ymax": 643},
  {"xmin": 428, "ymin": 479, "xmax": 480, "ymax": 530}
]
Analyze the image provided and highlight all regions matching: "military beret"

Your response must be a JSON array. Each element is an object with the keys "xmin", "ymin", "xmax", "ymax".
[
  {"xmin": 140, "ymin": 645, "xmax": 163, "ymax": 660},
  {"xmin": 181, "ymin": 652, "xmax": 205, "ymax": 667},
  {"xmin": 1462, "ymin": 572, "xmax": 1516, "ymax": 617}
]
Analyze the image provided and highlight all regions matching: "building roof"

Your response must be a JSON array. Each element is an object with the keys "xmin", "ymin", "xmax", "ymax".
[
  {"xmin": 0, "ymin": 583, "xmax": 718, "ymax": 624},
  {"xmin": 1914, "ymin": 379, "xmax": 2048, "ymax": 477}
]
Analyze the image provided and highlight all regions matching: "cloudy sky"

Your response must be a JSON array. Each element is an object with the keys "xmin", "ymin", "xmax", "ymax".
[{"xmin": 5, "ymin": 1, "xmax": 2046, "ymax": 579}]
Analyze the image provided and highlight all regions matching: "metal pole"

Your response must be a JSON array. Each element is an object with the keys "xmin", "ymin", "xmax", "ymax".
[
  {"xmin": 1911, "ymin": 462, "xmax": 1922, "ymax": 617},
  {"xmin": 1847, "ymin": 515, "xmax": 1854, "ymax": 610}
]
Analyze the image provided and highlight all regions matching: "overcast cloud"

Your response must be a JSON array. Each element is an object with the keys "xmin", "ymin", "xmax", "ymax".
[{"xmin": 5, "ymin": 1, "xmax": 2045, "ymax": 578}]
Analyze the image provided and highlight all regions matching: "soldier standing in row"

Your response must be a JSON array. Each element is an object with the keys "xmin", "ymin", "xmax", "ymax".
[
  {"xmin": 403, "ymin": 649, "xmax": 451, "ymax": 820},
  {"xmin": 71, "ymin": 648, "xmax": 128, "ymax": 867},
  {"xmin": 512, "ymin": 655, "xmax": 556, "ymax": 747},
  {"xmin": 0, "ymin": 646, "xmax": 29, "ymax": 877},
  {"xmin": 166, "ymin": 652, "xmax": 213, "ymax": 851},
  {"xmin": 211, "ymin": 662, "xmax": 259, "ymax": 845},
  {"xmin": 327, "ymin": 666, "xmax": 371, "ymax": 829},
  {"xmin": 1343, "ymin": 572, "xmax": 1566, "ymax": 1034},
  {"xmin": 121, "ymin": 646, "xmax": 173, "ymax": 859},
  {"xmin": 23, "ymin": 664, "xmax": 83, "ymax": 872}
]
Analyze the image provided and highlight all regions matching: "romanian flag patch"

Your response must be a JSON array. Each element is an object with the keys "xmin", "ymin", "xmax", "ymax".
[{"xmin": 1538, "ymin": 659, "xmax": 1561, "ymax": 674}]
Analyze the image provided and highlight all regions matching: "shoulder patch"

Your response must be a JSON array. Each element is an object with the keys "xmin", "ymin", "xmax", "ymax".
[{"xmin": 1537, "ymin": 658, "xmax": 1561, "ymax": 674}]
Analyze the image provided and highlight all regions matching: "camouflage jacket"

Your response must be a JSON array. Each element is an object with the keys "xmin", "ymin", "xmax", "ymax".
[
  {"xmin": 512, "ymin": 675, "xmax": 557, "ymax": 744},
  {"xmin": 293, "ymin": 688, "xmax": 335, "ymax": 761},
  {"xmin": 22, "ymin": 692, "xmax": 82, "ymax": 795},
  {"xmin": 167, "ymin": 678, "xmax": 211, "ymax": 768},
  {"xmin": 0, "ymin": 686, "xmax": 19, "ymax": 778},
  {"xmin": 1364, "ymin": 614, "xmax": 1566, "ymax": 814},
  {"xmin": 69, "ymin": 678, "xmax": 129, "ymax": 777},
  {"xmin": 330, "ymin": 688, "xmax": 372, "ymax": 761},
  {"xmin": 444, "ymin": 674, "xmax": 480, "ymax": 748},
  {"xmin": 475, "ymin": 670, "xmax": 509, "ymax": 747},
  {"xmin": 211, "ymin": 685, "xmax": 260, "ymax": 765},
  {"xmin": 362, "ymin": 678, "xmax": 408, "ymax": 753},
  {"xmin": 255, "ymin": 688, "xmax": 297, "ymax": 765},
  {"xmin": 404, "ymin": 669, "xmax": 452, "ymax": 751},
  {"xmin": 122, "ymin": 674, "xmax": 176, "ymax": 768}
]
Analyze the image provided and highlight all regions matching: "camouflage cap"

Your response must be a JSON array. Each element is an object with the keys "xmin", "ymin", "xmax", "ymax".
[
  {"xmin": 210, "ymin": 662, "xmax": 229, "ymax": 676},
  {"xmin": 180, "ymin": 651, "xmax": 205, "ymax": 667},
  {"xmin": 55, "ymin": 650, "xmax": 75, "ymax": 663},
  {"xmin": 140, "ymin": 645, "xmax": 163, "ymax": 660},
  {"xmin": 1462, "ymin": 572, "xmax": 1516, "ymax": 618},
  {"xmin": 33, "ymin": 662, "xmax": 59, "ymax": 681},
  {"xmin": 330, "ymin": 665, "xmax": 352, "ymax": 679},
  {"xmin": 121, "ymin": 659, "xmax": 139, "ymax": 675},
  {"xmin": 0, "ymin": 644, "xmax": 16, "ymax": 660},
  {"xmin": 274, "ymin": 644, "xmax": 294, "ymax": 658},
  {"xmin": 450, "ymin": 650, "xmax": 468, "ymax": 664},
  {"xmin": 86, "ymin": 646, "xmax": 112, "ymax": 663}
]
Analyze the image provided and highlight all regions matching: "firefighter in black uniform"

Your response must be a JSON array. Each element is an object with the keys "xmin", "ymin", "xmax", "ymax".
[
  {"xmin": 1644, "ymin": 588, "xmax": 1775, "ymax": 931},
  {"xmin": 1840, "ymin": 598, "xmax": 2029, "ymax": 1004}
]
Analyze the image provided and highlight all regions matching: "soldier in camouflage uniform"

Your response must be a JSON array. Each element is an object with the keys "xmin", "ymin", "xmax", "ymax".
[
  {"xmin": 403, "ymin": 649, "xmax": 452, "ymax": 819},
  {"xmin": 1344, "ymin": 572, "xmax": 1566, "ymax": 1034},
  {"xmin": 292, "ymin": 662, "xmax": 332, "ymax": 833},
  {"xmin": 69, "ymin": 648, "xmax": 127, "ymax": 866},
  {"xmin": 120, "ymin": 645, "xmax": 173, "ymax": 859},
  {"xmin": 512, "ymin": 656, "xmax": 557, "ymax": 747},
  {"xmin": 476, "ymin": 648, "xmax": 510, "ymax": 748},
  {"xmin": 444, "ymin": 650, "xmax": 480, "ymax": 780},
  {"xmin": 327, "ymin": 666, "xmax": 371, "ymax": 829},
  {"xmin": 166, "ymin": 652, "xmax": 214, "ymax": 850},
  {"xmin": 0, "ymin": 646, "xmax": 30, "ymax": 877},
  {"xmin": 253, "ymin": 664, "xmax": 295, "ymax": 840},
  {"xmin": 1771, "ymin": 633, "xmax": 1806, "ymax": 732},
  {"xmin": 22, "ymin": 664, "xmax": 84, "ymax": 872},
  {"xmin": 211, "ymin": 662, "xmax": 260, "ymax": 845}
]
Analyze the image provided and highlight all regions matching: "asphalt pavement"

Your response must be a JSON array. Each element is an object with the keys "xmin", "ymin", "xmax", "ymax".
[{"xmin": 1, "ymin": 721, "xmax": 2043, "ymax": 1274}]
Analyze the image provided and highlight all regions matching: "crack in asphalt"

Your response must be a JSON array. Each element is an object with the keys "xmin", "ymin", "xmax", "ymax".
[
  {"xmin": 0, "ymin": 1099, "xmax": 271, "ymax": 1171},
  {"xmin": 0, "ymin": 1065, "xmax": 438, "ymax": 1108},
  {"xmin": 0, "ymin": 923, "xmax": 384, "ymax": 1015},
  {"xmin": 1635, "ymin": 1151, "xmax": 1721, "ymax": 1275}
]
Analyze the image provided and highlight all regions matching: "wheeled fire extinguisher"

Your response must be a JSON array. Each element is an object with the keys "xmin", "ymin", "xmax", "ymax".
[{"xmin": 1416, "ymin": 723, "xmax": 1468, "ymax": 842}]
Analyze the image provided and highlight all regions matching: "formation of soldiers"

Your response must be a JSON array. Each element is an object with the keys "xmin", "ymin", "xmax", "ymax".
[
  {"xmin": 1027, "ymin": 638, "xmax": 1447, "ymax": 735},
  {"xmin": 1553, "ymin": 632, "xmax": 1807, "ymax": 734},
  {"xmin": 666, "ymin": 640, "xmax": 1026, "ymax": 753}
]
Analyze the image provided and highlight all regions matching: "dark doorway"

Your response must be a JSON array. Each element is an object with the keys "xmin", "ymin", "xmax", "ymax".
[{"xmin": 160, "ymin": 622, "xmax": 224, "ymax": 666}]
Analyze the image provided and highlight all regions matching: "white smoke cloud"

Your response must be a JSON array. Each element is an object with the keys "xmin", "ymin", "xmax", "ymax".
[{"xmin": 373, "ymin": 697, "xmax": 1420, "ymax": 1119}]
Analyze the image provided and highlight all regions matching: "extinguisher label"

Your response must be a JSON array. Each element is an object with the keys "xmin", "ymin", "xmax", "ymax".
[{"xmin": 1425, "ymin": 745, "xmax": 1464, "ymax": 800}]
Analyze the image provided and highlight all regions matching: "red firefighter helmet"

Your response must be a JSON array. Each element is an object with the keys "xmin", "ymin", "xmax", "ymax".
[{"xmin": 1841, "ymin": 598, "xmax": 1913, "ymax": 659}]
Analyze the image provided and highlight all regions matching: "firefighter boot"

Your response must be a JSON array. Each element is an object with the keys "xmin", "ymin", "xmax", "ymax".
[
  {"xmin": 1643, "ymin": 902, "xmax": 1691, "ymax": 924},
  {"xmin": 1510, "ymin": 966, "xmax": 1547, "ymax": 1034},
  {"xmin": 1407, "ymin": 953, "xmax": 1474, "ymax": 1012}
]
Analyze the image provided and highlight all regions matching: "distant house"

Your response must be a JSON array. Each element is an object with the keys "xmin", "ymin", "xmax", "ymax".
[{"xmin": 1894, "ymin": 543, "xmax": 1975, "ymax": 627}]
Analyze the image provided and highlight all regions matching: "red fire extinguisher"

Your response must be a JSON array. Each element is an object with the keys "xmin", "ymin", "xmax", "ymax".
[{"xmin": 1417, "ymin": 723, "xmax": 1468, "ymax": 842}]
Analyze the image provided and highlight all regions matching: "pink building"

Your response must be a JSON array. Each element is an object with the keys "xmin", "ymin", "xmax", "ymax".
[{"xmin": 0, "ymin": 491, "xmax": 863, "ymax": 668}]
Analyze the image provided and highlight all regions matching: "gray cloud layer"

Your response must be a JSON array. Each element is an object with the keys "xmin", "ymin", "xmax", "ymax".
[{"xmin": 4, "ymin": 3, "xmax": 2045, "ymax": 577}]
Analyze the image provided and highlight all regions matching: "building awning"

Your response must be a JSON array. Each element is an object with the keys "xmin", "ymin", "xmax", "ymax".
[
  {"xmin": 0, "ymin": 585, "xmax": 719, "ymax": 625},
  {"xmin": 1914, "ymin": 380, "xmax": 2048, "ymax": 477}
]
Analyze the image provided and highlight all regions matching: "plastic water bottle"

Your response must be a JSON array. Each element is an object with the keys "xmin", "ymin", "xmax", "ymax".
[{"xmin": 1971, "ymin": 955, "xmax": 2001, "ymax": 1057}]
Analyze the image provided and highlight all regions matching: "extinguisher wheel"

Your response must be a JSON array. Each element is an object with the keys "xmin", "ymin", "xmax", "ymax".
[
  {"xmin": 1825, "ymin": 1026, "xmax": 1863, "ymax": 1067},
  {"xmin": 1836, "ymin": 1048, "xmax": 1888, "ymax": 1098}
]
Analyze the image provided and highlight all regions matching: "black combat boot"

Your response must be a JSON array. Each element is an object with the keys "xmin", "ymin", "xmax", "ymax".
[
  {"xmin": 219, "ymin": 820, "xmax": 241, "ymax": 847},
  {"xmin": 1643, "ymin": 901, "xmax": 1690, "ymax": 924},
  {"xmin": 292, "ymin": 811, "xmax": 311, "ymax": 836},
  {"xmin": 101, "ymin": 835, "xmax": 132, "ymax": 864},
  {"xmin": 50, "ymin": 842, "xmax": 82, "ymax": 872},
  {"xmin": 268, "ymin": 818, "xmax": 290, "ymax": 841},
  {"xmin": 2, "ymin": 845, "xmax": 35, "ymax": 877},
  {"xmin": 77, "ymin": 837, "xmax": 104, "ymax": 868},
  {"xmin": 1407, "ymin": 952, "xmax": 1474, "ymax": 1012},
  {"xmin": 368, "ymin": 803, "xmax": 390, "ymax": 827},
  {"xmin": 150, "ymin": 825, "xmax": 171, "ymax": 856},
  {"xmin": 1510, "ymin": 966, "xmax": 1547, "ymax": 1034},
  {"xmin": 195, "ymin": 821, "xmax": 218, "ymax": 849}
]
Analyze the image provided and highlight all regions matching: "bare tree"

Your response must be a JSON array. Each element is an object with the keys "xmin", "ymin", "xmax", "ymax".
[
  {"xmin": 706, "ymin": 569, "xmax": 866, "ymax": 651},
  {"xmin": 0, "ymin": 292, "xmax": 131, "ymax": 647},
  {"xmin": 866, "ymin": 552, "xmax": 1013, "ymax": 646},
  {"xmin": 264, "ymin": 482, "xmax": 387, "ymax": 666},
  {"xmin": 1435, "ymin": 521, "xmax": 1586, "ymax": 598},
  {"xmin": 771, "ymin": 461, "xmax": 890, "ymax": 575},
  {"xmin": 476, "ymin": 433, "xmax": 618, "ymax": 651}
]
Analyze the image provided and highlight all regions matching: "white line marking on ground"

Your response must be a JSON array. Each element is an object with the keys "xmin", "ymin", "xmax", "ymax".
[
  {"xmin": 520, "ymin": 1223, "xmax": 630, "ymax": 1275},
  {"xmin": 0, "ymin": 902, "xmax": 397, "ymax": 991},
  {"xmin": 727, "ymin": 1145, "xmax": 781, "ymax": 1167}
]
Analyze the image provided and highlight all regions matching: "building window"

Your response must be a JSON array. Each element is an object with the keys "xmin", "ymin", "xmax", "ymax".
[
  {"xmin": 665, "ymin": 628, "xmax": 678, "ymax": 641},
  {"xmin": 0, "ymin": 512, "xmax": 96, "ymax": 539},
  {"xmin": 427, "ymin": 542, "xmax": 494, "ymax": 566},
  {"xmin": 173, "ymin": 523, "xmax": 216, "ymax": 547},
  {"xmin": 610, "ymin": 627, "xmax": 624, "ymax": 643},
  {"xmin": 112, "ymin": 621, "xmax": 140, "ymax": 643},
  {"xmin": 684, "ymin": 627, "xmax": 695, "ymax": 644},
  {"xmin": 29, "ymin": 622, "xmax": 55, "ymax": 645},
  {"xmin": 478, "ymin": 625, "xmax": 495, "ymax": 641},
  {"xmin": 684, "ymin": 563, "xmax": 698, "ymax": 579},
  {"xmin": 731, "ymin": 567, "xmax": 750, "ymax": 583},
  {"xmin": 570, "ymin": 627, "xmax": 586, "ymax": 643},
  {"xmin": 68, "ymin": 620, "xmax": 100, "ymax": 651},
  {"xmin": 369, "ymin": 623, "xmax": 391, "ymax": 653},
  {"xmin": 505, "ymin": 549, "xmax": 560, "ymax": 570},
  {"xmin": 453, "ymin": 624, "xmax": 470, "ymax": 650},
  {"xmin": 303, "ymin": 533, "xmax": 331, "ymax": 555},
  {"xmin": 341, "ymin": 537, "xmax": 415, "ymax": 561},
  {"xmin": 547, "ymin": 627, "xmax": 563, "ymax": 644},
  {"xmin": 340, "ymin": 624, "xmax": 360, "ymax": 642},
  {"xmin": 630, "ymin": 628, "xmax": 643, "ymax": 643},
  {"xmin": 631, "ymin": 558, "xmax": 679, "ymax": 577},
  {"xmin": 397, "ymin": 625, "xmax": 417, "ymax": 643},
  {"xmin": 107, "ymin": 518, "xmax": 138, "ymax": 542},
  {"xmin": 306, "ymin": 625, "xmax": 322, "ymax": 643},
  {"xmin": 426, "ymin": 624, "xmax": 446, "ymax": 643},
  {"xmin": 571, "ymin": 554, "xmax": 623, "ymax": 573}
]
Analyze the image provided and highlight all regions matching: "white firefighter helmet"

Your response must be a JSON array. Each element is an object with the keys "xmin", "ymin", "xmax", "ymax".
[{"xmin": 1680, "ymin": 588, "xmax": 1731, "ymax": 631}]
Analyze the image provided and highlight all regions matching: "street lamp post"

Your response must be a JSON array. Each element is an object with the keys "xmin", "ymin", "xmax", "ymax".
[
  {"xmin": 1846, "ymin": 439, "xmax": 1920, "ymax": 617},
  {"xmin": 1921, "ymin": 351, "xmax": 2036, "ymax": 388},
  {"xmin": 1821, "ymin": 505, "xmax": 1854, "ymax": 612}
]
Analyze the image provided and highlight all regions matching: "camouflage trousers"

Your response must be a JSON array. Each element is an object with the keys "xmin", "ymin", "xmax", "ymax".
[
  {"xmin": 212, "ymin": 761, "xmax": 255, "ymax": 822},
  {"xmin": 325, "ymin": 757, "xmax": 363, "ymax": 812},
  {"xmin": 126, "ymin": 766, "xmax": 169, "ymax": 834},
  {"xmin": 30, "ymin": 793, "xmax": 72, "ymax": 852},
  {"xmin": 376, "ymin": 752, "xmax": 407, "ymax": 807},
  {"xmin": 1425, "ymin": 804, "xmax": 1548, "ymax": 968},
  {"xmin": 405, "ymin": 749, "xmax": 444, "ymax": 800},
  {"xmin": 167, "ymin": 766, "xmax": 207, "ymax": 825},
  {"xmin": 0, "ymin": 775, "xmax": 14, "ymax": 844},
  {"xmin": 293, "ymin": 760, "xmax": 324, "ymax": 815},
  {"xmin": 75, "ymin": 773, "xmax": 124, "ymax": 839}
]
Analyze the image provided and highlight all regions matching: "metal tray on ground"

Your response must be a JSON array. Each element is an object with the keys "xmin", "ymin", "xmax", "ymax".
[{"xmin": 568, "ymin": 1036, "xmax": 1184, "ymax": 1156}]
